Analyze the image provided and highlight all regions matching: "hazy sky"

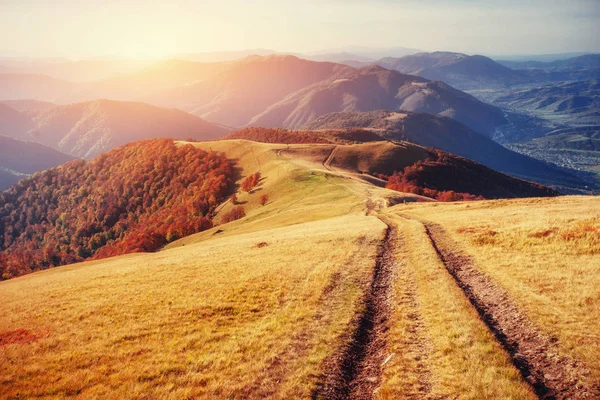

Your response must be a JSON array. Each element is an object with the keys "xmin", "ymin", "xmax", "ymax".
[{"xmin": 1, "ymin": 0, "xmax": 598, "ymax": 59}]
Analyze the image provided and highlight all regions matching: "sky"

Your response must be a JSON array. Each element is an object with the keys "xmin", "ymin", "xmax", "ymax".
[{"xmin": 0, "ymin": 0, "xmax": 598, "ymax": 59}]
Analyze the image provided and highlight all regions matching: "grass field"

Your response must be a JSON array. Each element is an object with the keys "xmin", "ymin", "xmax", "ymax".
[{"xmin": 1, "ymin": 139, "xmax": 598, "ymax": 399}]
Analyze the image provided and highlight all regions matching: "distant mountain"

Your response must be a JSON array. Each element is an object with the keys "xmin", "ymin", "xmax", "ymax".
[
  {"xmin": 494, "ymin": 80, "xmax": 600, "ymax": 123},
  {"xmin": 0, "ymin": 73, "xmax": 76, "ymax": 102},
  {"xmin": 0, "ymin": 135, "xmax": 74, "ymax": 190},
  {"xmin": 0, "ymin": 104, "xmax": 33, "ymax": 136},
  {"xmin": 70, "ymin": 59, "xmax": 233, "ymax": 103},
  {"xmin": 498, "ymin": 54, "xmax": 600, "ymax": 82},
  {"xmin": 492, "ymin": 52, "xmax": 597, "ymax": 63},
  {"xmin": 172, "ymin": 49, "xmax": 281, "ymax": 62},
  {"xmin": 498, "ymin": 54, "xmax": 600, "ymax": 70},
  {"xmin": 148, "ymin": 55, "xmax": 352, "ymax": 127},
  {"xmin": 377, "ymin": 51, "xmax": 530, "ymax": 90},
  {"xmin": 309, "ymin": 46, "xmax": 421, "ymax": 59},
  {"xmin": 5, "ymin": 100, "xmax": 230, "ymax": 158},
  {"xmin": 249, "ymin": 65, "xmax": 508, "ymax": 136},
  {"xmin": 301, "ymin": 53, "xmax": 376, "ymax": 64},
  {"xmin": 302, "ymin": 110, "xmax": 584, "ymax": 190},
  {"xmin": 0, "ymin": 99, "xmax": 56, "ymax": 114},
  {"xmin": 0, "ymin": 58, "xmax": 151, "ymax": 82}
]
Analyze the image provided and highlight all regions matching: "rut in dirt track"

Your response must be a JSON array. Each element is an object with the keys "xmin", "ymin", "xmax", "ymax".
[
  {"xmin": 314, "ymin": 220, "xmax": 397, "ymax": 400},
  {"xmin": 424, "ymin": 222, "xmax": 600, "ymax": 400}
]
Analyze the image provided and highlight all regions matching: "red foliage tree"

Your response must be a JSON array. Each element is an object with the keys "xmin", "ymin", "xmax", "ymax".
[
  {"xmin": 241, "ymin": 172, "xmax": 261, "ymax": 193},
  {"xmin": 221, "ymin": 206, "xmax": 246, "ymax": 223},
  {"xmin": 259, "ymin": 194, "xmax": 269, "ymax": 206}
]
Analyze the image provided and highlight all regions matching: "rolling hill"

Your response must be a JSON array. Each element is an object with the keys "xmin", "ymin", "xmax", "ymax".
[
  {"xmin": 0, "ymin": 137, "xmax": 597, "ymax": 399},
  {"xmin": 377, "ymin": 51, "xmax": 530, "ymax": 90},
  {"xmin": 0, "ymin": 99, "xmax": 56, "ymax": 114},
  {"xmin": 302, "ymin": 110, "xmax": 586, "ymax": 191},
  {"xmin": 7, "ymin": 100, "xmax": 230, "ymax": 158},
  {"xmin": 0, "ymin": 135, "xmax": 74, "ymax": 190},
  {"xmin": 248, "ymin": 65, "xmax": 508, "ymax": 136}
]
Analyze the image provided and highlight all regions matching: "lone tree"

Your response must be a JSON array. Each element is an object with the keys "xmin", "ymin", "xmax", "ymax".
[
  {"xmin": 242, "ymin": 172, "xmax": 261, "ymax": 193},
  {"xmin": 259, "ymin": 194, "xmax": 269, "ymax": 206}
]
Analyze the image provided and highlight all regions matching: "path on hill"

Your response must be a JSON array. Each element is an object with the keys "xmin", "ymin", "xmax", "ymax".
[
  {"xmin": 421, "ymin": 221, "xmax": 600, "ymax": 400},
  {"xmin": 317, "ymin": 218, "xmax": 397, "ymax": 399},
  {"xmin": 323, "ymin": 145, "xmax": 339, "ymax": 171}
]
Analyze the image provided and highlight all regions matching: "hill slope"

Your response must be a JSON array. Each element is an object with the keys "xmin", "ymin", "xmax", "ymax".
[
  {"xmin": 16, "ymin": 100, "xmax": 230, "ymax": 158},
  {"xmin": 0, "ymin": 104, "xmax": 33, "ymax": 137},
  {"xmin": 378, "ymin": 51, "xmax": 529, "ymax": 90},
  {"xmin": 249, "ymin": 65, "xmax": 508, "ymax": 136},
  {"xmin": 0, "ymin": 139, "xmax": 233, "ymax": 279},
  {"xmin": 0, "ymin": 135, "xmax": 74, "ymax": 190},
  {"xmin": 302, "ymin": 110, "xmax": 585, "ymax": 190}
]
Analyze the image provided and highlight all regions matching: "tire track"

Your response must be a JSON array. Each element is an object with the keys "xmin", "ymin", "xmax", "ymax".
[
  {"xmin": 315, "ymin": 219, "xmax": 397, "ymax": 400},
  {"xmin": 423, "ymin": 222, "xmax": 600, "ymax": 400},
  {"xmin": 323, "ymin": 145, "xmax": 339, "ymax": 171}
]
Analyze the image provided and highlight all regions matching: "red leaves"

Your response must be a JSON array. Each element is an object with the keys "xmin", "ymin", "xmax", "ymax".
[
  {"xmin": 259, "ymin": 194, "xmax": 269, "ymax": 206},
  {"xmin": 221, "ymin": 206, "xmax": 246, "ymax": 223},
  {"xmin": 241, "ymin": 172, "xmax": 261, "ymax": 193},
  {"xmin": 385, "ymin": 156, "xmax": 485, "ymax": 202},
  {"xmin": 0, "ymin": 139, "xmax": 234, "ymax": 280}
]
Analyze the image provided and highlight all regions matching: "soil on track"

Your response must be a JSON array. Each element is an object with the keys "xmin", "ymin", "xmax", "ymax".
[
  {"xmin": 424, "ymin": 222, "xmax": 600, "ymax": 400},
  {"xmin": 314, "ymin": 220, "xmax": 397, "ymax": 400}
]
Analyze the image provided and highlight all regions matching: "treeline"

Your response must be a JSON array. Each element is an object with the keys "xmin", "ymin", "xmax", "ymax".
[
  {"xmin": 225, "ymin": 127, "xmax": 382, "ymax": 144},
  {"xmin": 0, "ymin": 139, "xmax": 233, "ymax": 279},
  {"xmin": 384, "ymin": 150, "xmax": 557, "ymax": 201}
]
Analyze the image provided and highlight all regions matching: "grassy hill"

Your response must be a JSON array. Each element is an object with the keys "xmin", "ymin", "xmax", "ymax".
[
  {"xmin": 0, "ymin": 138, "xmax": 598, "ymax": 398},
  {"xmin": 302, "ymin": 110, "xmax": 588, "ymax": 192}
]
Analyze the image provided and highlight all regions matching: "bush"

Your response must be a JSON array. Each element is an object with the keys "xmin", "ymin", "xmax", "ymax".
[
  {"xmin": 259, "ymin": 194, "xmax": 269, "ymax": 206},
  {"xmin": 241, "ymin": 172, "xmax": 261, "ymax": 193},
  {"xmin": 221, "ymin": 206, "xmax": 246, "ymax": 223}
]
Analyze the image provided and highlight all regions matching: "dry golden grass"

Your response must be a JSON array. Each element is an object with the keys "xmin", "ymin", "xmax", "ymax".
[
  {"xmin": 377, "ymin": 214, "xmax": 535, "ymax": 400},
  {"xmin": 0, "ymin": 215, "xmax": 385, "ymax": 398},
  {"xmin": 399, "ymin": 196, "xmax": 600, "ymax": 382}
]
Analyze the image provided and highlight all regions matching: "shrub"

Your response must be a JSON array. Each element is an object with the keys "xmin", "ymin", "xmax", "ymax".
[
  {"xmin": 221, "ymin": 206, "xmax": 246, "ymax": 223},
  {"xmin": 242, "ymin": 172, "xmax": 261, "ymax": 193},
  {"xmin": 259, "ymin": 194, "xmax": 269, "ymax": 206}
]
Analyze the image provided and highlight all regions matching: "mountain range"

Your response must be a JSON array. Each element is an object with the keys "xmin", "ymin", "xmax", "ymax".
[{"xmin": 0, "ymin": 100, "xmax": 229, "ymax": 158}]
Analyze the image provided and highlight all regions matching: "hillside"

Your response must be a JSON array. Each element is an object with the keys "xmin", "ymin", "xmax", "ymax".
[
  {"xmin": 15, "ymin": 100, "xmax": 230, "ymax": 158},
  {"xmin": 0, "ymin": 104, "xmax": 33, "ymax": 137},
  {"xmin": 0, "ymin": 137, "xmax": 597, "ymax": 398},
  {"xmin": 0, "ymin": 135, "xmax": 74, "ymax": 190},
  {"xmin": 302, "ymin": 110, "xmax": 586, "ymax": 191},
  {"xmin": 0, "ymin": 139, "xmax": 233, "ymax": 279},
  {"xmin": 377, "ymin": 51, "xmax": 529, "ymax": 90},
  {"xmin": 249, "ymin": 65, "xmax": 508, "ymax": 136},
  {"xmin": 0, "ymin": 99, "xmax": 56, "ymax": 114}
]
